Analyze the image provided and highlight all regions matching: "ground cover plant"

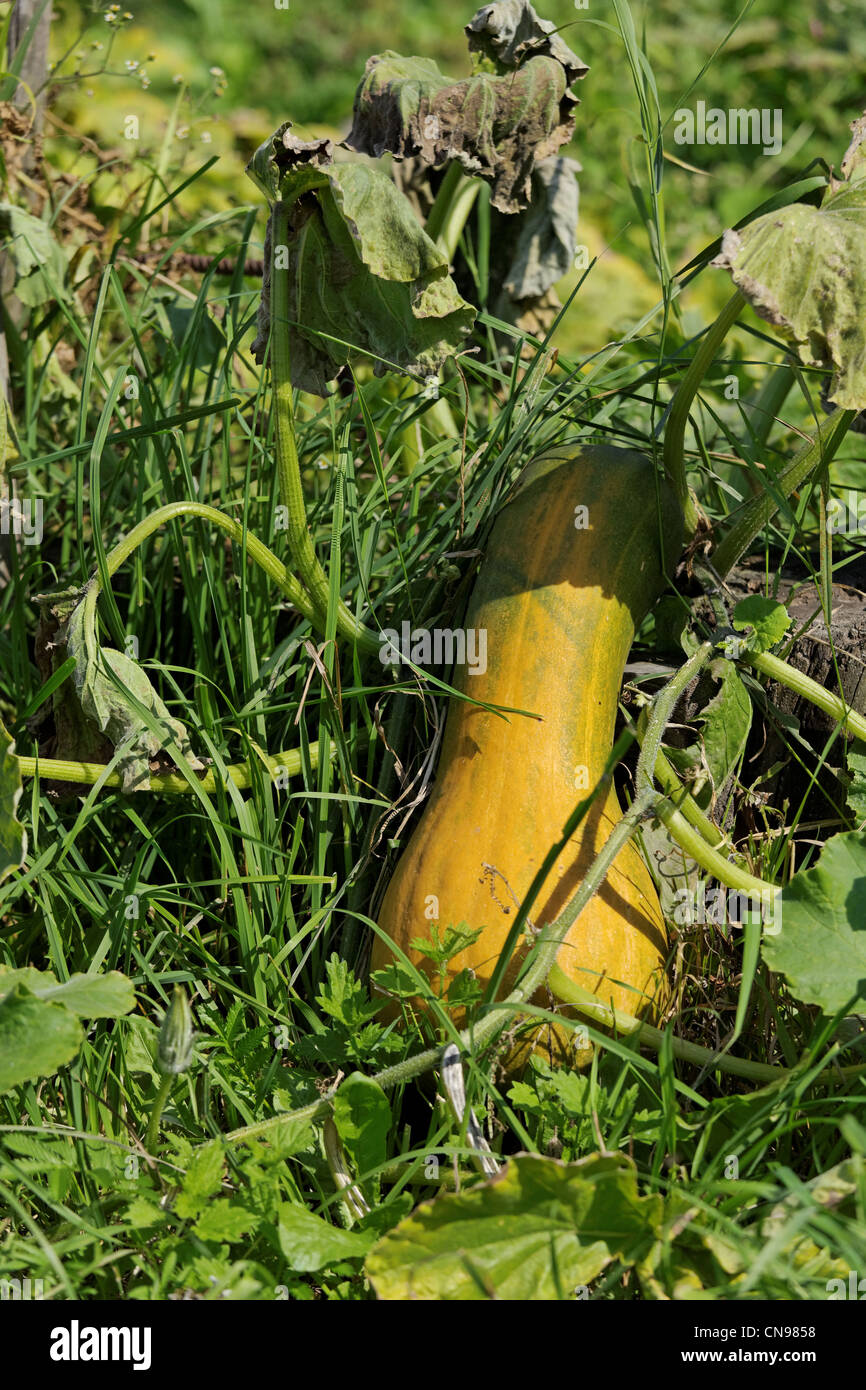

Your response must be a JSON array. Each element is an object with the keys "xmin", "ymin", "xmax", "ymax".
[{"xmin": 1, "ymin": 0, "xmax": 865, "ymax": 1303}]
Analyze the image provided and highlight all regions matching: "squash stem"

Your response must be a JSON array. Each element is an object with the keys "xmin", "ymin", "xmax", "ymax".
[
  {"xmin": 636, "ymin": 645, "xmax": 778, "ymax": 898},
  {"xmin": 102, "ymin": 499, "xmax": 316, "ymax": 619},
  {"xmin": 636, "ymin": 643, "xmax": 713, "ymax": 797},
  {"xmin": 425, "ymin": 162, "xmax": 480, "ymax": 260},
  {"xmin": 742, "ymin": 648, "xmax": 866, "ymax": 744},
  {"xmin": 547, "ymin": 966, "xmax": 792, "ymax": 1083},
  {"xmin": 636, "ymin": 706, "xmax": 736, "ymax": 851},
  {"xmin": 15, "ymin": 739, "xmax": 336, "ymax": 793},
  {"xmin": 663, "ymin": 290, "xmax": 745, "ymax": 538},
  {"xmin": 652, "ymin": 796, "xmax": 776, "ymax": 899},
  {"xmin": 269, "ymin": 201, "xmax": 380, "ymax": 654}
]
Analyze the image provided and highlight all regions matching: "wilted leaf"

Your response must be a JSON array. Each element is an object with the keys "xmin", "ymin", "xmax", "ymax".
[
  {"xmin": 760, "ymin": 1158, "xmax": 862, "ymax": 1283},
  {"xmin": 62, "ymin": 592, "xmax": 203, "ymax": 793},
  {"xmin": 347, "ymin": 46, "xmax": 582, "ymax": 215},
  {"xmin": 714, "ymin": 114, "xmax": 866, "ymax": 411},
  {"xmin": 465, "ymin": 0, "xmax": 588, "ymax": 85},
  {"xmin": 0, "ymin": 720, "xmax": 26, "ymax": 883},
  {"xmin": 763, "ymin": 831, "xmax": 866, "ymax": 1014},
  {"xmin": 246, "ymin": 127, "xmax": 473, "ymax": 393},
  {"xmin": 277, "ymin": 1202, "xmax": 376, "ymax": 1271},
  {"xmin": 491, "ymin": 154, "xmax": 580, "ymax": 333},
  {"xmin": 0, "ymin": 966, "xmax": 134, "ymax": 1017},
  {"xmin": 0, "ymin": 985, "xmax": 84, "ymax": 1094},
  {"xmin": 365, "ymin": 1152, "xmax": 662, "ymax": 1300},
  {"xmin": 0, "ymin": 203, "xmax": 69, "ymax": 306},
  {"xmin": 732, "ymin": 595, "xmax": 792, "ymax": 652},
  {"xmin": 637, "ymin": 1193, "xmax": 745, "ymax": 1299}
]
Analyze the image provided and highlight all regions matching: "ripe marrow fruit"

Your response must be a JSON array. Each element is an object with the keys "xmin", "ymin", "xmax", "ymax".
[{"xmin": 372, "ymin": 445, "xmax": 683, "ymax": 1064}]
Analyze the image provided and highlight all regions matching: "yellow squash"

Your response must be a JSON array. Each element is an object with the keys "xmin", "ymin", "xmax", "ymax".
[{"xmin": 371, "ymin": 445, "xmax": 682, "ymax": 1063}]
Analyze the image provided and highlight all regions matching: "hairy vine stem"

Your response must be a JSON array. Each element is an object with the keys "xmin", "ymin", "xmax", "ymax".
[
  {"xmin": 93, "ymin": 499, "xmax": 315, "ymax": 617},
  {"xmin": 269, "ymin": 201, "xmax": 380, "ymax": 654},
  {"xmin": 15, "ymin": 741, "xmax": 334, "ymax": 793},
  {"xmin": 742, "ymin": 647, "xmax": 866, "ymax": 744}
]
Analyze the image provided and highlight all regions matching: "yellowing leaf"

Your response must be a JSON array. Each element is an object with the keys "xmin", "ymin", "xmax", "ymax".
[{"xmin": 366, "ymin": 1152, "xmax": 662, "ymax": 1300}]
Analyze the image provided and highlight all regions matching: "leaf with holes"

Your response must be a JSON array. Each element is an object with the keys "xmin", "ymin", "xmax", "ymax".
[{"xmin": 714, "ymin": 115, "xmax": 866, "ymax": 411}]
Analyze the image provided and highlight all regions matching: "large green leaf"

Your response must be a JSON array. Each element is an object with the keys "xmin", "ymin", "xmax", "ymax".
[
  {"xmin": 763, "ymin": 831, "xmax": 866, "ymax": 1014},
  {"xmin": 0, "ymin": 985, "xmax": 84, "ymax": 1094},
  {"xmin": 0, "ymin": 966, "xmax": 135, "ymax": 1093},
  {"xmin": 365, "ymin": 1152, "xmax": 662, "ymax": 1300},
  {"xmin": 246, "ymin": 129, "xmax": 474, "ymax": 393},
  {"xmin": 714, "ymin": 115, "xmax": 866, "ymax": 411},
  {"xmin": 0, "ymin": 720, "xmax": 26, "ymax": 884},
  {"xmin": 346, "ymin": 46, "xmax": 583, "ymax": 215},
  {"xmin": 0, "ymin": 966, "xmax": 135, "ymax": 1017},
  {"xmin": 277, "ymin": 1202, "xmax": 376, "ymax": 1271},
  {"xmin": 332, "ymin": 1072, "xmax": 391, "ymax": 1197}
]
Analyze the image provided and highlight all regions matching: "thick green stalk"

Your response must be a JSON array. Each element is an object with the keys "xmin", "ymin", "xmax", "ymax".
[
  {"xmin": 637, "ymin": 645, "xmax": 777, "ymax": 898},
  {"xmin": 16, "ymin": 740, "xmax": 335, "ymax": 793},
  {"xmin": 547, "ymin": 966, "xmax": 838, "ymax": 1084},
  {"xmin": 269, "ymin": 201, "xmax": 380, "ymax": 655},
  {"xmin": 102, "ymin": 500, "xmax": 315, "ymax": 619},
  {"xmin": 663, "ymin": 291, "xmax": 745, "ymax": 536},
  {"xmin": 712, "ymin": 407, "xmax": 857, "ymax": 578},
  {"xmin": 637, "ymin": 706, "xmax": 736, "ymax": 850},
  {"xmin": 743, "ymin": 648, "xmax": 866, "ymax": 743},
  {"xmin": 636, "ymin": 643, "xmax": 713, "ymax": 796},
  {"xmin": 653, "ymin": 797, "xmax": 775, "ymax": 898},
  {"xmin": 425, "ymin": 162, "xmax": 480, "ymax": 260}
]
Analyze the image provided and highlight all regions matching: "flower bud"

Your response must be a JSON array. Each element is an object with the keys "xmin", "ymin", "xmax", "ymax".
[{"xmin": 157, "ymin": 987, "xmax": 194, "ymax": 1075}]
